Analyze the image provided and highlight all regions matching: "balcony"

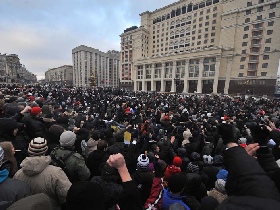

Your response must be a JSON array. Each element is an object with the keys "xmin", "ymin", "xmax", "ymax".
[
  {"xmin": 251, "ymin": 43, "xmax": 262, "ymax": 47},
  {"xmin": 252, "ymin": 35, "xmax": 262, "ymax": 39},
  {"xmin": 252, "ymin": 27, "xmax": 263, "ymax": 31},
  {"xmin": 248, "ymin": 51, "xmax": 260, "ymax": 55},
  {"xmin": 248, "ymin": 59, "xmax": 259, "ymax": 63}
]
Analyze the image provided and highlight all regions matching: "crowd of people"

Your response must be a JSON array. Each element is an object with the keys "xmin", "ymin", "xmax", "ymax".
[{"xmin": 0, "ymin": 84, "xmax": 280, "ymax": 210}]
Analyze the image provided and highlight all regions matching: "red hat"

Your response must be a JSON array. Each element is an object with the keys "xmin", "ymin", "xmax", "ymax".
[
  {"xmin": 30, "ymin": 107, "xmax": 42, "ymax": 116},
  {"xmin": 29, "ymin": 95, "xmax": 35, "ymax": 102},
  {"xmin": 172, "ymin": 156, "xmax": 182, "ymax": 167}
]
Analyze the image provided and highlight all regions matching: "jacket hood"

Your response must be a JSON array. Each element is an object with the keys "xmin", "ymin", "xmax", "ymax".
[{"xmin": 21, "ymin": 156, "xmax": 51, "ymax": 176}]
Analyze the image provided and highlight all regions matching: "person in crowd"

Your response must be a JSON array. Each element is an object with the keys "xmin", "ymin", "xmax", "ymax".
[
  {"xmin": 13, "ymin": 137, "xmax": 72, "ymax": 209},
  {"xmin": 50, "ymin": 130, "xmax": 90, "ymax": 182},
  {"xmin": 0, "ymin": 146, "xmax": 31, "ymax": 209},
  {"xmin": 0, "ymin": 141, "xmax": 18, "ymax": 177}
]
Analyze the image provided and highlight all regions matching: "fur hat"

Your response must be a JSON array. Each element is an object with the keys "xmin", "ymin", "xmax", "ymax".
[
  {"xmin": 66, "ymin": 181, "xmax": 106, "ymax": 210},
  {"xmin": 0, "ymin": 146, "xmax": 3, "ymax": 167},
  {"xmin": 28, "ymin": 137, "xmax": 48, "ymax": 156},
  {"xmin": 60, "ymin": 131, "xmax": 76, "ymax": 147},
  {"xmin": 137, "ymin": 154, "xmax": 149, "ymax": 169},
  {"xmin": 168, "ymin": 173, "xmax": 185, "ymax": 193},
  {"xmin": 30, "ymin": 106, "xmax": 42, "ymax": 116},
  {"xmin": 203, "ymin": 155, "xmax": 213, "ymax": 165},
  {"xmin": 172, "ymin": 156, "xmax": 182, "ymax": 167}
]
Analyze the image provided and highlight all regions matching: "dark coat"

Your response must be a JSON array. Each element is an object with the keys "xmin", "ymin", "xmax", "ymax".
[{"xmin": 86, "ymin": 150, "xmax": 109, "ymax": 178}]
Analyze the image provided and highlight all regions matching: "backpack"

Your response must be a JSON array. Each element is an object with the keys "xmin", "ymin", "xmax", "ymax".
[{"xmin": 50, "ymin": 147, "xmax": 75, "ymax": 182}]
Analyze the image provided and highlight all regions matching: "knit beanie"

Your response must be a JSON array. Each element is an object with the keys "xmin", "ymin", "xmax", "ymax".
[
  {"xmin": 191, "ymin": 152, "xmax": 201, "ymax": 161},
  {"xmin": 28, "ymin": 137, "xmax": 48, "ymax": 156},
  {"xmin": 60, "ymin": 131, "xmax": 76, "ymax": 147},
  {"xmin": 203, "ymin": 155, "xmax": 213, "ymax": 165},
  {"xmin": 216, "ymin": 169, "xmax": 228, "ymax": 181},
  {"xmin": 137, "ymin": 154, "xmax": 149, "ymax": 169},
  {"xmin": 172, "ymin": 156, "xmax": 182, "ymax": 167},
  {"xmin": 187, "ymin": 162, "xmax": 199, "ymax": 174},
  {"xmin": 215, "ymin": 179, "xmax": 226, "ymax": 194},
  {"xmin": 30, "ymin": 107, "xmax": 42, "ymax": 116},
  {"xmin": 0, "ymin": 146, "xmax": 3, "ymax": 167}
]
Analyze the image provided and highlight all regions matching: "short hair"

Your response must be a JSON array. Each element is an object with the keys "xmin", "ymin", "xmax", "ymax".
[
  {"xmin": 97, "ymin": 140, "xmax": 108, "ymax": 150},
  {"xmin": 151, "ymin": 144, "xmax": 158, "ymax": 151}
]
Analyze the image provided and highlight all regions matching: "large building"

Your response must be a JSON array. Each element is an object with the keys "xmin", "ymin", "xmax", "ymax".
[
  {"xmin": 0, "ymin": 53, "xmax": 36, "ymax": 84},
  {"xmin": 72, "ymin": 45, "xmax": 121, "ymax": 88},
  {"xmin": 120, "ymin": 0, "xmax": 280, "ymax": 96},
  {"xmin": 45, "ymin": 65, "xmax": 73, "ymax": 86}
]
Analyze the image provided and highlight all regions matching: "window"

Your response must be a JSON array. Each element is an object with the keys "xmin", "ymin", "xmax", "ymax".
[
  {"xmin": 212, "ymin": 26, "xmax": 216, "ymax": 30},
  {"xmin": 206, "ymin": 15, "xmax": 209, "ymax": 20},
  {"xmin": 240, "ymin": 57, "xmax": 246, "ymax": 62},
  {"xmin": 257, "ymin": 7, "xmax": 263, "ymax": 12},
  {"xmin": 238, "ymin": 73, "xmax": 244, "ymax": 77},
  {"xmin": 267, "ymin": 30, "xmax": 273, "ymax": 35},
  {"xmin": 270, "ymin": 3, "xmax": 277, "ymax": 9},
  {"xmin": 240, "ymin": 65, "xmax": 245, "ymax": 69},
  {"xmin": 204, "ymin": 40, "xmax": 208, "ymax": 44},
  {"xmin": 264, "ymin": 47, "xmax": 270, "ymax": 52},
  {"xmin": 269, "ymin": 12, "xmax": 276, "ymax": 18},
  {"xmin": 263, "ymin": 55, "xmax": 269, "ymax": 60},
  {"xmin": 213, "ymin": 13, "xmax": 217, "ymax": 18},
  {"xmin": 245, "ymin": 18, "xmax": 250, "ymax": 23},
  {"xmin": 262, "ymin": 63, "xmax": 268, "ymax": 68},
  {"xmin": 268, "ymin": 21, "xmax": 274, "ymax": 26},
  {"xmin": 244, "ymin": 26, "xmax": 249, "ymax": 31},
  {"xmin": 246, "ymin": 10, "xmax": 251, "ymax": 15},
  {"xmin": 266, "ymin": 38, "xmax": 271, "ymax": 43},
  {"xmin": 243, "ymin": 34, "xmax": 249, "ymax": 39},
  {"xmin": 205, "ymin": 22, "xmax": 209, "ymax": 26},
  {"xmin": 242, "ymin": 42, "xmax": 247, "ymax": 46},
  {"xmin": 259, "ymin": 0, "xmax": 264, "ymax": 3},
  {"xmin": 211, "ymin": 39, "xmax": 215, "ymax": 43},
  {"xmin": 261, "ymin": 72, "xmax": 267, "ymax": 77},
  {"xmin": 242, "ymin": 49, "xmax": 247, "ymax": 54},
  {"xmin": 211, "ymin": 32, "xmax": 215, "ymax": 37},
  {"xmin": 198, "ymin": 35, "xmax": 201, "ymax": 39},
  {"xmin": 251, "ymin": 47, "xmax": 259, "ymax": 53},
  {"xmin": 212, "ymin": 20, "xmax": 216, "ymax": 24},
  {"xmin": 205, "ymin": 34, "xmax": 208, "ymax": 38},
  {"xmin": 197, "ymin": 41, "xmax": 201, "ymax": 45},
  {"xmin": 247, "ymin": 2, "xmax": 252, "ymax": 7},
  {"xmin": 257, "ymin": 15, "xmax": 262, "ymax": 20},
  {"xmin": 249, "ymin": 63, "xmax": 258, "ymax": 70}
]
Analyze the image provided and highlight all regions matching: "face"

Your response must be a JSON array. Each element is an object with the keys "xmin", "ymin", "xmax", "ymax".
[
  {"xmin": 155, "ymin": 146, "xmax": 160, "ymax": 153},
  {"xmin": 11, "ymin": 144, "xmax": 15, "ymax": 155},
  {"xmin": 13, "ymin": 128, "xmax": 18, "ymax": 136}
]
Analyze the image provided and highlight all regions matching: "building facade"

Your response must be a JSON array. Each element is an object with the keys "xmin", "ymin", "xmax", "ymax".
[
  {"xmin": 120, "ymin": 0, "xmax": 280, "ymax": 96},
  {"xmin": 45, "ymin": 65, "xmax": 73, "ymax": 86},
  {"xmin": 0, "ymin": 53, "xmax": 36, "ymax": 84},
  {"xmin": 72, "ymin": 45, "xmax": 121, "ymax": 88}
]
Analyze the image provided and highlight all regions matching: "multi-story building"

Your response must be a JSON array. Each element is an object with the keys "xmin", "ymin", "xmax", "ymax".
[
  {"xmin": 72, "ymin": 45, "xmax": 121, "ymax": 88},
  {"xmin": 120, "ymin": 0, "xmax": 280, "ymax": 96},
  {"xmin": 45, "ymin": 65, "xmax": 73, "ymax": 86},
  {"xmin": 0, "ymin": 53, "xmax": 36, "ymax": 84}
]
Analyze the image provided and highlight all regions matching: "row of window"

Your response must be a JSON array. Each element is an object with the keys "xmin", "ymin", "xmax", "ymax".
[
  {"xmin": 240, "ymin": 54, "xmax": 270, "ymax": 61},
  {"xmin": 240, "ymin": 63, "xmax": 268, "ymax": 69},
  {"xmin": 152, "ymin": 1, "xmax": 219, "ymax": 24},
  {"xmin": 245, "ymin": 2, "xmax": 277, "ymax": 15}
]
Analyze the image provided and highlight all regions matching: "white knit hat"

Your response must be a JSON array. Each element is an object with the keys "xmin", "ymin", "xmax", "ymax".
[
  {"xmin": 137, "ymin": 154, "xmax": 149, "ymax": 169},
  {"xmin": 60, "ymin": 131, "xmax": 76, "ymax": 147},
  {"xmin": 28, "ymin": 137, "xmax": 48, "ymax": 156}
]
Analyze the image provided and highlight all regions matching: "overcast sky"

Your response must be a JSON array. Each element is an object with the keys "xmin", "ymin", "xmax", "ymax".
[{"xmin": 0, "ymin": 0, "xmax": 175, "ymax": 79}]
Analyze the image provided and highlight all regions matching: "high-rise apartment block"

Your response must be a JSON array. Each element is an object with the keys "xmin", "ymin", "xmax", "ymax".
[
  {"xmin": 120, "ymin": 0, "xmax": 280, "ymax": 95},
  {"xmin": 72, "ymin": 45, "xmax": 120, "ymax": 88}
]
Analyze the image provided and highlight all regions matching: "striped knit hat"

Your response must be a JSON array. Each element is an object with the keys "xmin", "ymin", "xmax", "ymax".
[
  {"xmin": 187, "ymin": 162, "xmax": 199, "ymax": 174},
  {"xmin": 28, "ymin": 137, "xmax": 48, "ymax": 156},
  {"xmin": 137, "ymin": 154, "xmax": 149, "ymax": 169}
]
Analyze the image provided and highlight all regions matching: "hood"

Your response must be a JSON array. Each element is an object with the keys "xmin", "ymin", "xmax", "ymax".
[
  {"xmin": 0, "ymin": 169, "xmax": 9, "ymax": 183},
  {"xmin": 21, "ymin": 156, "xmax": 51, "ymax": 176}
]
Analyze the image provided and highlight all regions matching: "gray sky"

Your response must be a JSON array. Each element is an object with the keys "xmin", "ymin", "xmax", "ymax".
[{"xmin": 0, "ymin": 0, "xmax": 175, "ymax": 79}]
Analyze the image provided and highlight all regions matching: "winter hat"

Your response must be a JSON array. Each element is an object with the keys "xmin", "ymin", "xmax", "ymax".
[
  {"xmin": 191, "ymin": 152, "xmax": 201, "ymax": 161},
  {"xmin": 168, "ymin": 173, "xmax": 185, "ymax": 193},
  {"xmin": 49, "ymin": 124, "xmax": 65, "ymax": 139},
  {"xmin": 187, "ymin": 162, "xmax": 199, "ymax": 174},
  {"xmin": 66, "ymin": 181, "xmax": 106, "ymax": 210},
  {"xmin": 60, "ymin": 131, "xmax": 76, "ymax": 147},
  {"xmin": 213, "ymin": 155, "xmax": 224, "ymax": 166},
  {"xmin": 172, "ymin": 156, "xmax": 182, "ymax": 167},
  {"xmin": 0, "ymin": 146, "xmax": 3, "ymax": 167},
  {"xmin": 203, "ymin": 155, "xmax": 213, "ymax": 165},
  {"xmin": 215, "ymin": 179, "xmax": 226, "ymax": 194},
  {"xmin": 216, "ymin": 169, "xmax": 228, "ymax": 181},
  {"xmin": 28, "ymin": 137, "xmax": 48, "ymax": 156},
  {"xmin": 30, "ymin": 106, "xmax": 42, "ymax": 116},
  {"xmin": 137, "ymin": 154, "xmax": 149, "ymax": 169}
]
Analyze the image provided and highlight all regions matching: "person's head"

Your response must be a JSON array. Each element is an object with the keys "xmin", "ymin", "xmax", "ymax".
[
  {"xmin": 168, "ymin": 173, "xmax": 185, "ymax": 194},
  {"xmin": 28, "ymin": 137, "xmax": 48, "ymax": 156},
  {"xmin": 59, "ymin": 131, "xmax": 76, "ymax": 148},
  {"xmin": 66, "ymin": 181, "xmax": 106, "ymax": 210},
  {"xmin": 97, "ymin": 140, "xmax": 108, "ymax": 151},
  {"xmin": 151, "ymin": 143, "xmax": 160, "ymax": 153},
  {"xmin": 137, "ymin": 154, "xmax": 149, "ymax": 169},
  {"xmin": 30, "ymin": 106, "xmax": 42, "ymax": 117},
  {"xmin": 0, "ymin": 141, "xmax": 15, "ymax": 157}
]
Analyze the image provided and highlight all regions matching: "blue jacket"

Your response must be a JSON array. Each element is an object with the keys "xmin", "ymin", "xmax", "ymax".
[{"xmin": 162, "ymin": 189, "xmax": 190, "ymax": 210}]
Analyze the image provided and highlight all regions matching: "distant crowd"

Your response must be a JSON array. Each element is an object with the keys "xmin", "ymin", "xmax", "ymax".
[{"xmin": 0, "ymin": 84, "xmax": 280, "ymax": 210}]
